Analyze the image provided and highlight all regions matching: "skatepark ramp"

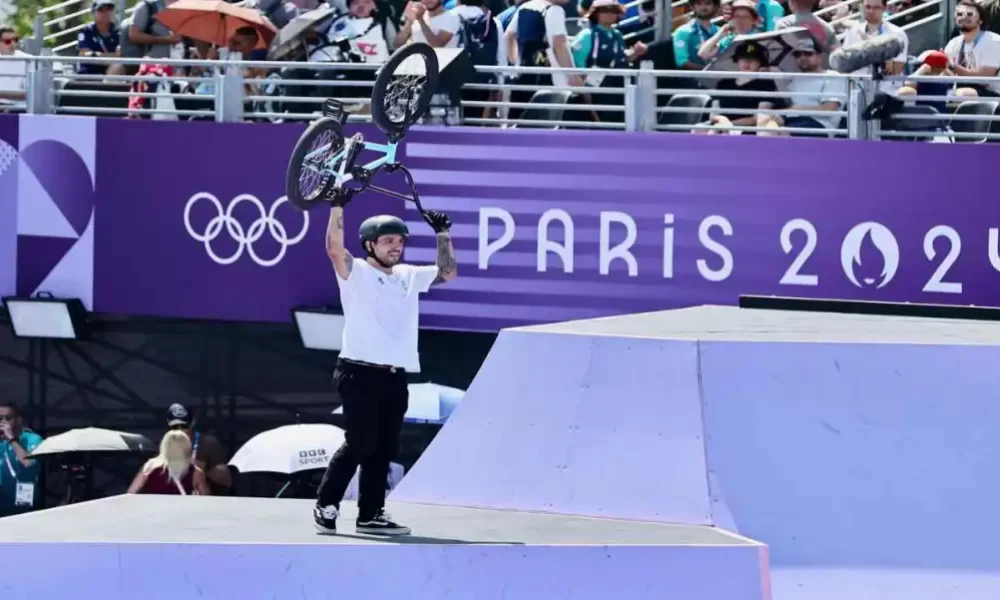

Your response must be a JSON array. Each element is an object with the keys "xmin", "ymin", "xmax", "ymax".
[{"xmin": 392, "ymin": 305, "xmax": 1000, "ymax": 599}]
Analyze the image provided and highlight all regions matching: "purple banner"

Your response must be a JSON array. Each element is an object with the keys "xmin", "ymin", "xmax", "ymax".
[{"xmin": 5, "ymin": 114, "xmax": 1000, "ymax": 332}]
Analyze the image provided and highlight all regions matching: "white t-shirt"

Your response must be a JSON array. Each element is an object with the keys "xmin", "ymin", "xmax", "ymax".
[
  {"xmin": 337, "ymin": 259, "xmax": 439, "ymax": 372},
  {"xmin": 944, "ymin": 30, "xmax": 1000, "ymax": 94},
  {"xmin": 410, "ymin": 9, "xmax": 462, "ymax": 48},
  {"xmin": 840, "ymin": 20, "xmax": 908, "ymax": 94},
  {"xmin": 0, "ymin": 50, "xmax": 28, "ymax": 94},
  {"xmin": 505, "ymin": 0, "xmax": 570, "ymax": 86},
  {"xmin": 788, "ymin": 70, "xmax": 848, "ymax": 129}
]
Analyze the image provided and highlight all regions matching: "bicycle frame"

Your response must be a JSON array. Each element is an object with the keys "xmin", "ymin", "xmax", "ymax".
[{"xmin": 302, "ymin": 133, "xmax": 426, "ymax": 212}]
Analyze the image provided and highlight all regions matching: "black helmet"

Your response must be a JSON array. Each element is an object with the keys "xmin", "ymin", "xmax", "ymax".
[{"xmin": 359, "ymin": 215, "xmax": 409, "ymax": 245}]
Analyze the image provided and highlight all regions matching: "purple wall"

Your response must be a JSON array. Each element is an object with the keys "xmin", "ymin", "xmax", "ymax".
[
  {"xmin": 2, "ymin": 540, "xmax": 769, "ymax": 600},
  {"xmin": 3, "ymin": 114, "xmax": 1000, "ymax": 331},
  {"xmin": 699, "ymin": 340, "xmax": 1000, "ymax": 570}
]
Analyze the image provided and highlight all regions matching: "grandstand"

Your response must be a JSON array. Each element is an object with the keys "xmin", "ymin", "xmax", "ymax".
[{"xmin": 4, "ymin": 0, "xmax": 995, "ymax": 140}]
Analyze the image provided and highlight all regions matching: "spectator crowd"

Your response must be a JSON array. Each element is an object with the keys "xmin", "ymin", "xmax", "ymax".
[
  {"xmin": 0, "ymin": 400, "xmax": 234, "ymax": 516},
  {"xmin": 0, "ymin": 0, "xmax": 997, "ymax": 133}
]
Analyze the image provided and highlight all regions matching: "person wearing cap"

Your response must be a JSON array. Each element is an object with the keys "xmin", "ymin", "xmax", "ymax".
[
  {"xmin": 164, "ymin": 403, "xmax": 232, "ymax": 495},
  {"xmin": 897, "ymin": 50, "xmax": 954, "ymax": 112},
  {"xmin": 942, "ymin": 0, "xmax": 1000, "ymax": 97},
  {"xmin": 313, "ymin": 191, "xmax": 455, "ymax": 537},
  {"xmin": 719, "ymin": 0, "xmax": 783, "ymax": 32},
  {"xmin": 77, "ymin": 0, "xmax": 125, "ymax": 76},
  {"xmin": 697, "ymin": 0, "xmax": 759, "ymax": 62},
  {"xmin": 673, "ymin": 0, "xmax": 722, "ymax": 71},
  {"xmin": 757, "ymin": 36, "xmax": 847, "ymax": 135},
  {"xmin": 695, "ymin": 40, "xmax": 782, "ymax": 134},
  {"xmin": 840, "ymin": 0, "xmax": 909, "ymax": 94}
]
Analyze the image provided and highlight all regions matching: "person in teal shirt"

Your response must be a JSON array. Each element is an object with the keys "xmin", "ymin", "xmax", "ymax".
[
  {"xmin": 571, "ymin": 0, "xmax": 648, "ymax": 70},
  {"xmin": 571, "ymin": 0, "xmax": 648, "ymax": 123},
  {"xmin": 697, "ymin": 0, "xmax": 761, "ymax": 63},
  {"xmin": 0, "ymin": 403, "xmax": 43, "ymax": 517},
  {"xmin": 673, "ymin": 0, "xmax": 721, "ymax": 70}
]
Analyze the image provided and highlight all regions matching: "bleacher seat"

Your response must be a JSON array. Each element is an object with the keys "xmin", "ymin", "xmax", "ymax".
[
  {"xmin": 948, "ymin": 100, "xmax": 1000, "ymax": 144},
  {"xmin": 658, "ymin": 93, "xmax": 712, "ymax": 127}
]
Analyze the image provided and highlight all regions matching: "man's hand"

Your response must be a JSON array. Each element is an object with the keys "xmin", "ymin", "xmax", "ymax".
[
  {"xmin": 0, "ymin": 422, "xmax": 13, "ymax": 442},
  {"xmin": 422, "ymin": 210, "xmax": 451, "ymax": 234}
]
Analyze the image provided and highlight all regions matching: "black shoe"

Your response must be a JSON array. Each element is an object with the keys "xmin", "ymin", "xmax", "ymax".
[
  {"xmin": 314, "ymin": 504, "xmax": 339, "ymax": 535},
  {"xmin": 356, "ymin": 509, "xmax": 411, "ymax": 536}
]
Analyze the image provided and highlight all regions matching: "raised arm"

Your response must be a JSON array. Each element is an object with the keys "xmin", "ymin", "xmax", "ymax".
[
  {"xmin": 433, "ymin": 231, "xmax": 458, "ymax": 285},
  {"xmin": 326, "ymin": 206, "xmax": 354, "ymax": 280}
]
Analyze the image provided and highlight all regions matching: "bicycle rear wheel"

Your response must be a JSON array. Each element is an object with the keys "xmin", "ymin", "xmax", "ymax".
[
  {"xmin": 370, "ymin": 43, "xmax": 440, "ymax": 137},
  {"xmin": 285, "ymin": 117, "xmax": 345, "ymax": 211}
]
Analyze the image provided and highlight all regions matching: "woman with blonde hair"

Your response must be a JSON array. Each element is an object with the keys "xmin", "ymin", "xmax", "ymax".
[{"xmin": 127, "ymin": 430, "xmax": 211, "ymax": 495}]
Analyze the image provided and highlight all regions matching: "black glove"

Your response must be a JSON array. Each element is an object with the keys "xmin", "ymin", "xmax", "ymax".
[{"xmin": 422, "ymin": 210, "xmax": 451, "ymax": 233}]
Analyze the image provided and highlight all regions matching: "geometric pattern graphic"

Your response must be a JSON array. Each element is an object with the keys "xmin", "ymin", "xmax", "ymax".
[
  {"xmin": 15, "ymin": 115, "xmax": 95, "ymax": 308},
  {"xmin": 0, "ymin": 118, "xmax": 17, "ymax": 298}
]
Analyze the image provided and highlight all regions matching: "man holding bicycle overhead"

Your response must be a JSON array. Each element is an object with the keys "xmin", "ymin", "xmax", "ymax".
[{"xmin": 314, "ymin": 199, "xmax": 456, "ymax": 536}]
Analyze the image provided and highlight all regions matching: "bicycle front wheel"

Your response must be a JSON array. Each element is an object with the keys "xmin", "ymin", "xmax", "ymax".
[{"xmin": 371, "ymin": 43, "xmax": 440, "ymax": 137}]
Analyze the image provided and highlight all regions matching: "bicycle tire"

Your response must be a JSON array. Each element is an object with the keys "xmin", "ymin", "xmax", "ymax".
[
  {"xmin": 285, "ymin": 117, "xmax": 345, "ymax": 211},
  {"xmin": 370, "ymin": 43, "xmax": 440, "ymax": 137}
]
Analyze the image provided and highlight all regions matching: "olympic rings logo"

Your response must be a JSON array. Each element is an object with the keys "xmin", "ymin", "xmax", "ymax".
[{"xmin": 183, "ymin": 193, "xmax": 310, "ymax": 267}]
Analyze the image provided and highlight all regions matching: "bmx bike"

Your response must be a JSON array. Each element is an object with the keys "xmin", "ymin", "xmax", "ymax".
[{"xmin": 284, "ymin": 42, "xmax": 440, "ymax": 212}]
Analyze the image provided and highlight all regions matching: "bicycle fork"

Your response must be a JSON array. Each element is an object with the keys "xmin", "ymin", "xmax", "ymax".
[{"xmin": 332, "ymin": 133, "xmax": 365, "ymax": 191}]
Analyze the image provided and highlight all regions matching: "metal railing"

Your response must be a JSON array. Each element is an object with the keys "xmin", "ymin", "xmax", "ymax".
[{"xmin": 2, "ymin": 52, "xmax": 999, "ymax": 142}]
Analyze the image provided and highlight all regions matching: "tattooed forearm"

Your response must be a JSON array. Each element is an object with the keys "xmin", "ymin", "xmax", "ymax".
[
  {"xmin": 432, "ymin": 232, "xmax": 457, "ymax": 285},
  {"xmin": 326, "ymin": 207, "xmax": 353, "ymax": 277}
]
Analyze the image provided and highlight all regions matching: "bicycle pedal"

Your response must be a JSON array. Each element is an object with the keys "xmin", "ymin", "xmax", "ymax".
[{"xmin": 322, "ymin": 98, "xmax": 348, "ymax": 126}]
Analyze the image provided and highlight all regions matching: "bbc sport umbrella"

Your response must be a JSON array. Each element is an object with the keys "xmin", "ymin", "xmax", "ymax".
[
  {"xmin": 30, "ymin": 427, "xmax": 156, "ymax": 457},
  {"xmin": 230, "ymin": 423, "xmax": 405, "ymax": 499},
  {"xmin": 230, "ymin": 423, "xmax": 345, "ymax": 475}
]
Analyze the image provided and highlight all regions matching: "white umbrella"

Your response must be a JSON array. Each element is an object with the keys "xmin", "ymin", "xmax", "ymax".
[
  {"xmin": 30, "ymin": 427, "xmax": 156, "ymax": 457},
  {"xmin": 332, "ymin": 382, "xmax": 466, "ymax": 424},
  {"xmin": 230, "ymin": 423, "xmax": 405, "ymax": 498},
  {"xmin": 230, "ymin": 423, "xmax": 344, "ymax": 475}
]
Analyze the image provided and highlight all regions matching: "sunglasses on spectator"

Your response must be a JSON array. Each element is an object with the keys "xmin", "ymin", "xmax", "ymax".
[
  {"xmin": 0, "ymin": 37, "xmax": 17, "ymax": 46},
  {"xmin": 793, "ymin": 51, "xmax": 816, "ymax": 57},
  {"xmin": 956, "ymin": 10, "xmax": 975, "ymax": 17}
]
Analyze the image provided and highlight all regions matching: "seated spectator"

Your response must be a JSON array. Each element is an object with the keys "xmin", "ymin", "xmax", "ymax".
[
  {"xmin": 0, "ymin": 25, "xmax": 27, "ymax": 107},
  {"xmin": 775, "ymin": 0, "xmax": 839, "ymax": 54},
  {"xmin": 696, "ymin": 40, "xmax": 782, "ymax": 133},
  {"xmin": 395, "ymin": 0, "xmax": 461, "ymax": 48},
  {"xmin": 897, "ymin": 49, "xmax": 954, "ymax": 112},
  {"xmin": 0, "ymin": 402, "xmax": 43, "ymax": 518},
  {"xmin": 673, "ymin": 0, "xmax": 721, "ymax": 71},
  {"xmin": 942, "ymin": 0, "xmax": 1000, "ymax": 98},
  {"xmin": 720, "ymin": 0, "xmax": 784, "ymax": 32},
  {"xmin": 757, "ymin": 37, "xmax": 847, "ymax": 135},
  {"xmin": 127, "ymin": 429, "xmax": 211, "ymax": 496},
  {"xmin": 163, "ymin": 403, "xmax": 231, "ymax": 495},
  {"xmin": 77, "ymin": 0, "xmax": 126, "ymax": 77},
  {"xmin": 698, "ymin": 0, "xmax": 760, "ymax": 62},
  {"xmin": 840, "ymin": 0, "xmax": 908, "ymax": 93}
]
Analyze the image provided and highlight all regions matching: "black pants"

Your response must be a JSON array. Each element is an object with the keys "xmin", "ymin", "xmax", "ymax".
[{"xmin": 317, "ymin": 359, "xmax": 408, "ymax": 521}]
